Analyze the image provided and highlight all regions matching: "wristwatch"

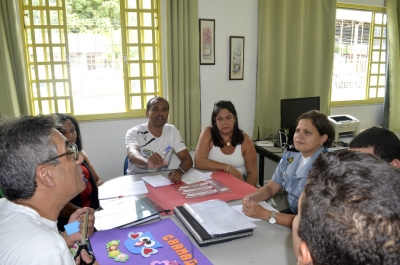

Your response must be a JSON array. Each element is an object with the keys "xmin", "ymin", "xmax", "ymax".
[{"xmin": 268, "ymin": 211, "xmax": 277, "ymax": 224}]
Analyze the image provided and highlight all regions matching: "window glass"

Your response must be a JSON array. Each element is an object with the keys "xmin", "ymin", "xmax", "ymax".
[{"xmin": 331, "ymin": 6, "xmax": 386, "ymax": 103}]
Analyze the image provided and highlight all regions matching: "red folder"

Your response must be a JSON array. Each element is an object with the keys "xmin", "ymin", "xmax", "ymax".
[{"xmin": 145, "ymin": 171, "xmax": 257, "ymax": 212}]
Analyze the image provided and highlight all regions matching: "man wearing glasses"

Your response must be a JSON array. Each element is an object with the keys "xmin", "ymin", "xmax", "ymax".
[
  {"xmin": 0, "ymin": 115, "xmax": 98, "ymax": 265},
  {"xmin": 125, "ymin": 97, "xmax": 193, "ymax": 183}
]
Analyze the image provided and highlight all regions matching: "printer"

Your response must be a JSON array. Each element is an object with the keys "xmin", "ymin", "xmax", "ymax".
[{"xmin": 328, "ymin": 115, "xmax": 360, "ymax": 142}]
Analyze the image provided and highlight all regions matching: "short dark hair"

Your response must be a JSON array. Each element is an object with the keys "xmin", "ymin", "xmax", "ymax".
[
  {"xmin": 211, "ymin": 100, "xmax": 244, "ymax": 147},
  {"xmin": 146, "ymin": 97, "xmax": 169, "ymax": 111},
  {"xmin": 349, "ymin": 126, "xmax": 400, "ymax": 162},
  {"xmin": 297, "ymin": 110, "xmax": 335, "ymax": 147},
  {"xmin": 0, "ymin": 116, "xmax": 60, "ymax": 201},
  {"xmin": 298, "ymin": 150, "xmax": 400, "ymax": 265},
  {"xmin": 54, "ymin": 113, "xmax": 83, "ymax": 151}
]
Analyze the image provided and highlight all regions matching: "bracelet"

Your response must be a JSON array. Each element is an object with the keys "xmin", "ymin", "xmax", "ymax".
[
  {"xmin": 178, "ymin": 167, "xmax": 186, "ymax": 175},
  {"xmin": 225, "ymin": 164, "xmax": 231, "ymax": 172}
]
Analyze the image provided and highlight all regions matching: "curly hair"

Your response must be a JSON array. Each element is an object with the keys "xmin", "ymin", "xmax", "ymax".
[{"xmin": 298, "ymin": 150, "xmax": 400, "ymax": 265}]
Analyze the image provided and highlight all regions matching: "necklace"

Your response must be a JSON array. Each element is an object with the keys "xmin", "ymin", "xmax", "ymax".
[{"xmin": 224, "ymin": 141, "xmax": 231, "ymax": 146}]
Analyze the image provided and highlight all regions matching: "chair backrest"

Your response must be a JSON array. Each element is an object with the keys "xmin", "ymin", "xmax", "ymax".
[{"xmin": 123, "ymin": 156, "xmax": 129, "ymax": 175}]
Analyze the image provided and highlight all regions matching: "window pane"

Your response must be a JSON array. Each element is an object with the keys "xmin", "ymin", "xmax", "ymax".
[
  {"xmin": 142, "ymin": 0, "xmax": 152, "ymax": 9},
  {"xmin": 371, "ymin": 63, "xmax": 378, "ymax": 74},
  {"xmin": 127, "ymin": 0, "xmax": 137, "ymax": 8},
  {"xmin": 378, "ymin": 87, "xmax": 385, "ymax": 97},
  {"xmin": 130, "ymin": 80, "xmax": 141, "ymax": 93},
  {"xmin": 143, "ymin": 46, "xmax": 153, "ymax": 60},
  {"xmin": 142, "ymin": 13, "xmax": 152, "ymax": 27},
  {"xmin": 144, "ymin": 63, "xmax": 153, "ymax": 76},
  {"xmin": 127, "ymin": 29, "xmax": 138, "ymax": 43},
  {"xmin": 129, "ymin": 46, "xmax": 139, "ymax": 60},
  {"xmin": 143, "ymin": 30, "xmax": 153, "ymax": 43},
  {"xmin": 127, "ymin": 12, "xmax": 137, "ymax": 26},
  {"xmin": 130, "ymin": 63, "xmax": 140, "ymax": 77},
  {"xmin": 369, "ymin": 87, "xmax": 376, "ymax": 98},
  {"xmin": 145, "ymin": 79, "xmax": 154, "ymax": 92},
  {"xmin": 131, "ymin": 96, "xmax": 142, "ymax": 110},
  {"xmin": 370, "ymin": 76, "xmax": 377, "ymax": 86}
]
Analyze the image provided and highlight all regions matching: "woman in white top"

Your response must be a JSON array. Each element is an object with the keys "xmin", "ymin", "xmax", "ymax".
[{"xmin": 194, "ymin": 100, "xmax": 258, "ymax": 187}]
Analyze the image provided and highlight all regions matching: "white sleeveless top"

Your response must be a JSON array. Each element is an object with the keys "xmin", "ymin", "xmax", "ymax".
[{"xmin": 208, "ymin": 145, "xmax": 246, "ymax": 175}]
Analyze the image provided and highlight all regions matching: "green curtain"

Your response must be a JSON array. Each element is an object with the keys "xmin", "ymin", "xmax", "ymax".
[
  {"xmin": 253, "ymin": 0, "xmax": 336, "ymax": 139},
  {"xmin": 165, "ymin": 0, "xmax": 201, "ymax": 150},
  {"xmin": 0, "ymin": 0, "xmax": 29, "ymax": 117},
  {"xmin": 386, "ymin": 0, "xmax": 400, "ymax": 132}
]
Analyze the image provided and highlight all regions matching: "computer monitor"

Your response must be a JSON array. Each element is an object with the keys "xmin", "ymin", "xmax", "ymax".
[{"xmin": 280, "ymin": 96, "xmax": 320, "ymax": 144}]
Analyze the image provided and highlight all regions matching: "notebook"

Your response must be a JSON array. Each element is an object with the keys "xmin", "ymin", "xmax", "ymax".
[{"xmin": 174, "ymin": 199, "xmax": 256, "ymax": 246}]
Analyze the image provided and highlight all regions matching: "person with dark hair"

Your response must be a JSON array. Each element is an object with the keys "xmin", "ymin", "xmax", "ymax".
[
  {"xmin": 349, "ymin": 126, "xmax": 400, "ymax": 168},
  {"xmin": 0, "ymin": 115, "xmax": 98, "ymax": 265},
  {"xmin": 55, "ymin": 113, "xmax": 103, "ymax": 231},
  {"xmin": 194, "ymin": 100, "xmax": 258, "ymax": 186},
  {"xmin": 125, "ymin": 97, "xmax": 193, "ymax": 183},
  {"xmin": 293, "ymin": 150, "xmax": 400, "ymax": 265},
  {"xmin": 243, "ymin": 110, "xmax": 335, "ymax": 227}
]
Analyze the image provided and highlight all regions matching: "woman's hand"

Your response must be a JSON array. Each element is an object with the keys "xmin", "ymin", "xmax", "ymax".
[
  {"xmin": 242, "ymin": 200, "xmax": 269, "ymax": 220},
  {"xmin": 227, "ymin": 165, "xmax": 244, "ymax": 181}
]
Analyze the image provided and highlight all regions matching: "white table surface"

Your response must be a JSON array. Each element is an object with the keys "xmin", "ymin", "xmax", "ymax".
[{"xmin": 100, "ymin": 170, "xmax": 297, "ymax": 265}]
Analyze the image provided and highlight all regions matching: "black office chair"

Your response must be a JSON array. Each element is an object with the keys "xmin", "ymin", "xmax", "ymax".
[{"xmin": 123, "ymin": 156, "xmax": 129, "ymax": 175}]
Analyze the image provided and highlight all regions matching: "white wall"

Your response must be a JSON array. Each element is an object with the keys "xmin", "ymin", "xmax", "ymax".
[
  {"xmin": 82, "ymin": 0, "xmax": 386, "ymax": 182},
  {"xmin": 198, "ymin": 0, "xmax": 258, "ymax": 135}
]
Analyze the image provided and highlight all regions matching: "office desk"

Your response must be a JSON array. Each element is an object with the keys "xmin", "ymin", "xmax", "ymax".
[
  {"xmin": 99, "ymin": 171, "xmax": 297, "ymax": 265},
  {"xmin": 255, "ymin": 145, "xmax": 284, "ymax": 186}
]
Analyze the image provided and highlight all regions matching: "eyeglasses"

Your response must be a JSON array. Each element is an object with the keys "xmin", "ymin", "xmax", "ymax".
[{"xmin": 41, "ymin": 143, "xmax": 79, "ymax": 164}]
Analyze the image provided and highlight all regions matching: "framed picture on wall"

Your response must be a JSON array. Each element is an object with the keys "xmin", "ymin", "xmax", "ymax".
[
  {"xmin": 229, "ymin": 36, "xmax": 245, "ymax": 80},
  {"xmin": 199, "ymin": 19, "xmax": 215, "ymax": 65}
]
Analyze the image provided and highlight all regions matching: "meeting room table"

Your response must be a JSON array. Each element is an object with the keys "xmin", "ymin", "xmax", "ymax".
[{"xmin": 97, "ymin": 170, "xmax": 297, "ymax": 264}]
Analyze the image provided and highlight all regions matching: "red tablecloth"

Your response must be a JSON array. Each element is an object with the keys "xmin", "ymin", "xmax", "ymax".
[{"xmin": 145, "ymin": 171, "xmax": 257, "ymax": 212}]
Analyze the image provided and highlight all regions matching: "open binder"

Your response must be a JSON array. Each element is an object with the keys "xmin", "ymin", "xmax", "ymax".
[{"xmin": 174, "ymin": 200, "xmax": 256, "ymax": 246}]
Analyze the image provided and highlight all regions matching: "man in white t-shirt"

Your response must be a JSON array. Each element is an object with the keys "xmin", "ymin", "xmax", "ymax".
[
  {"xmin": 125, "ymin": 97, "xmax": 193, "ymax": 182},
  {"xmin": 0, "ymin": 115, "xmax": 98, "ymax": 265}
]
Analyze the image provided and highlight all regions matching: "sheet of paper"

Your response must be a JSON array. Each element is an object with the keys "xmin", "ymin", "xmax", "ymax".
[
  {"xmin": 142, "ymin": 175, "xmax": 172, "ymax": 188},
  {"xmin": 232, "ymin": 201, "xmax": 279, "ymax": 222},
  {"xmin": 184, "ymin": 199, "xmax": 257, "ymax": 236},
  {"xmin": 100, "ymin": 195, "xmax": 140, "ymax": 210},
  {"xmin": 181, "ymin": 168, "xmax": 213, "ymax": 184},
  {"xmin": 98, "ymin": 180, "xmax": 148, "ymax": 199}
]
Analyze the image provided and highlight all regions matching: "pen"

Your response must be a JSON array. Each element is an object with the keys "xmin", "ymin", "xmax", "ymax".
[{"xmin": 162, "ymin": 145, "xmax": 172, "ymax": 156}]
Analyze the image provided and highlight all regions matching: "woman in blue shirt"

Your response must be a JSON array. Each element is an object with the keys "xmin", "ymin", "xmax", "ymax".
[{"xmin": 243, "ymin": 110, "xmax": 335, "ymax": 227}]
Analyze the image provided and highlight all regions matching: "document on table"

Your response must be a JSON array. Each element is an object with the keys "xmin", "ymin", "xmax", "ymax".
[
  {"xmin": 232, "ymin": 201, "xmax": 279, "ymax": 222},
  {"xmin": 183, "ymin": 199, "xmax": 257, "ymax": 237},
  {"xmin": 181, "ymin": 168, "xmax": 213, "ymax": 184},
  {"xmin": 142, "ymin": 175, "xmax": 172, "ymax": 187},
  {"xmin": 98, "ymin": 180, "xmax": 148, "ymax": 199},
  {"xmin": 95, "ymin": 197, "xmax": 159, "ymax": 231}
]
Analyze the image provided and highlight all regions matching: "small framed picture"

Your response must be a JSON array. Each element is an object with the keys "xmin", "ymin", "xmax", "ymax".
[
  {"xmin": 199, "ymin": 19, "xmax": 215, "ymax": 65},
  {"xmin": 229, "ymin": 36, "xmax": 245, "ymax": 80}
]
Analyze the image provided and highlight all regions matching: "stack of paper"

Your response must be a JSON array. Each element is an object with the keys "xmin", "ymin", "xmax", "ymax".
[{"xmin": 183, "ymin": 199, "xmax": 257, "ymax": 237}]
